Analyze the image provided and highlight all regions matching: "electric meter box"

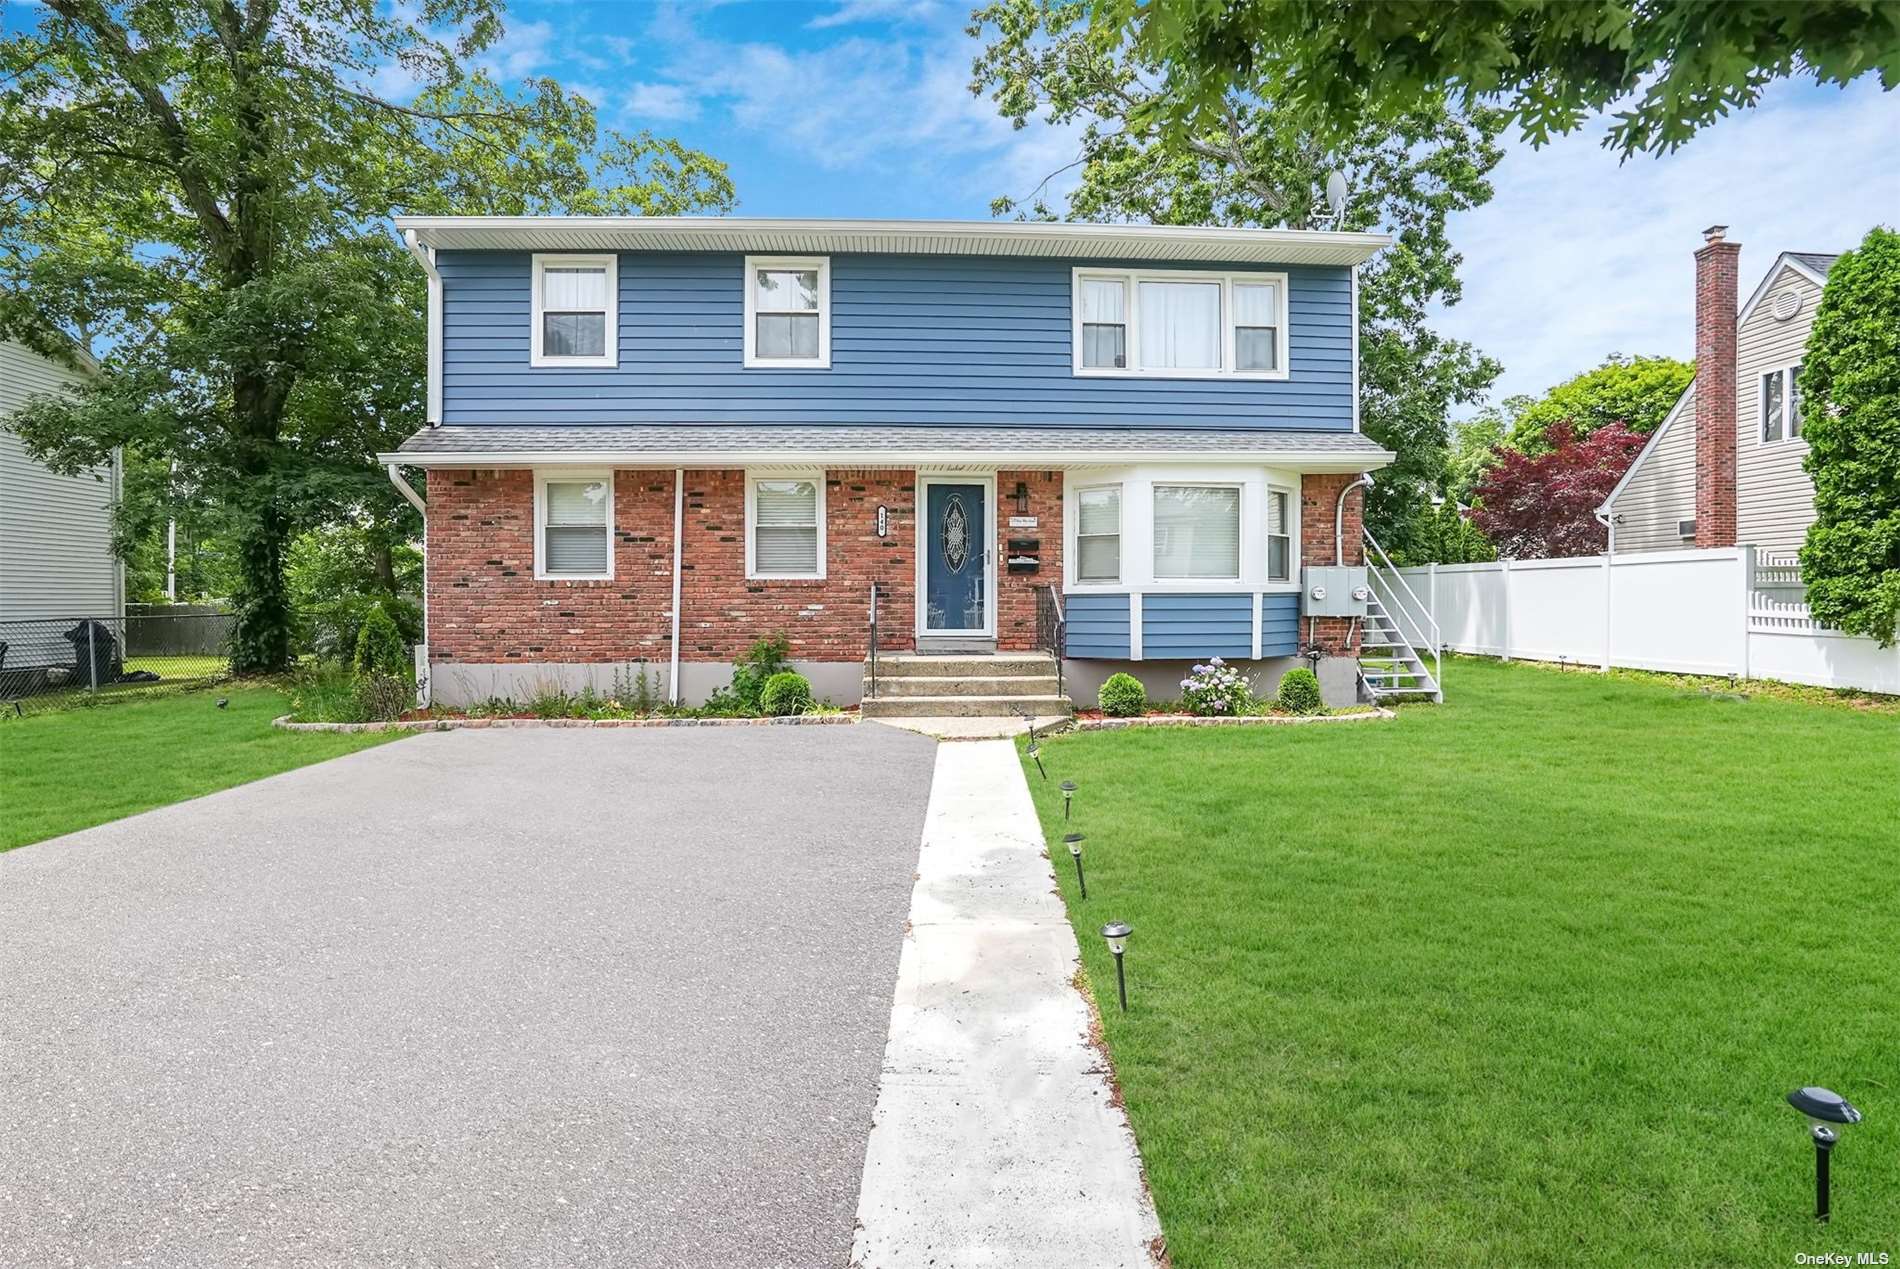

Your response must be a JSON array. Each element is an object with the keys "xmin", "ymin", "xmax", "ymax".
[{"xmin": 1302, "ymin": 565, "xmax": 1371, "ymax": 618}]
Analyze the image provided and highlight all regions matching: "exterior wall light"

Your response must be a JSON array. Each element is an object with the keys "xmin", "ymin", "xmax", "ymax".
[
  {"xmin": 1100, "ymin": 921, "xmax": 1132, "ymax": 1012},
  {"xmin": 1787, "ymin": 1086, "xmax": 1862, "ymax": 1222},
  {"xmin": 1064, "ymin": 832, "xmax": 1087, "ymax": 898},
  {"xmin": 1060, "ymin": 779, "xmax": 1076, "ymax": 821}
]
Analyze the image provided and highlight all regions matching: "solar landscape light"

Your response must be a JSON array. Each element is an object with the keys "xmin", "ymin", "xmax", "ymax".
[
  {"xmin": 1060, "ymin": 779, "xmax": 1076, "ymax": 821},
  {"xmin": 1787, "ymin": 1087, "xmax": 1862, "ymax": 1222},
  {"xmin": 1063, "ymin": 832, "xmax": 1087, "ymax": 898},
  {"xmin": 1100, "ymin": 921, "xmax": 1132, "ymax": 1012},
  {"xmin": 1025, "ymin": 731, "xmax": 1046, "ymax": 780}
]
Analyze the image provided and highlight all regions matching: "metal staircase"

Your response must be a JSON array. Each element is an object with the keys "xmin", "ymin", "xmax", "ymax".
[{"xmin": 1360, "ymin": 530, "xmax": 1444, "ymax": 703}]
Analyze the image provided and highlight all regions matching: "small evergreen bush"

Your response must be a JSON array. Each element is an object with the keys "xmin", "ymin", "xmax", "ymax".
[
  {"xmin": 760, "ymin": 671, "xmax": 814, "ymax": 716},
  {"xmin": 353, "ymin": 602, "xmax": 409, "ymax": 677},
  {"xmin": 1276, "ymin": 667, "xmax": 1324, "ymax": 714},
  {"xmin": 1099, "ymin": 672, "xmax": 1147, "ymax": 717},
  {"xmin": 710, "ymin": 633, "xmax": 792, "ymax": 714}
]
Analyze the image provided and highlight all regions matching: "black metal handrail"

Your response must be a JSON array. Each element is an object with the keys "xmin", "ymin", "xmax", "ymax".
[
  {"xmin": 1035, "ymin": 584, "xmax": 1066, "ymax": 701},
  {"xmin": 867, "ymin": 581, "xmax": 880, "ymax": 699}
]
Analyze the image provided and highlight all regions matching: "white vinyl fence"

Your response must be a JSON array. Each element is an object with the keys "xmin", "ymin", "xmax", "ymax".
[{"xmin": 1387, "ymin": 547, "xmax": 1900, "ymax": 696}]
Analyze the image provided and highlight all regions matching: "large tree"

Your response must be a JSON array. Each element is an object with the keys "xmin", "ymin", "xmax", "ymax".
[
  {"xmin": 1799, "ymin": 225, "xmax": 1900, "ymax": 645},
  {"xmin": 1, "ymin": 0, "xmax": 732, "ymax": 671},
  {"xmin": 1496, "ymin": 352, "xmax": 1694, "ymax": 452},
  {"xmin": 1086, "ymin": 0, "xmax": 1900, "ymax": 158},
  {"xmin": 1470, "ymin": 421, "xmax": 1647, "ymax": 558},
  {"xmin": 971, "ymin": 0, "xmax": 1504, "ymax": 556}
]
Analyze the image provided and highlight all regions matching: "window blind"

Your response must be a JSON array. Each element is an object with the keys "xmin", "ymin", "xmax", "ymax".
[
  {"xmin": 754, "ymin": 479, "xmax": 819, "ymax": 574},
  {"xmin": 544, "ymin": 480, "xmax": 609, "ymax": 574},
  {"xmin": 1076, "ymin": 486, "xmax": 1121, "ymax": 581},
  {"xmin": 1267, "ymin": 490, "xmax": 1292, "ymax": 581},
  {"xmin": 1153, "ymin": 485, "xmax": 1240, "ymax": 579}
]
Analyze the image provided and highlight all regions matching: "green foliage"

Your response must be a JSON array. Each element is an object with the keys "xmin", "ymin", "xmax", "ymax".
[
  {"xmin": 1501, "ymin": 354, "xmax": 1696, "ymax": 452},
  {"xmin": 1799, "ymin": 226, "xmax": 1900, "ymax": 646},
  {"xmin": 351, "ymin": 672, "xmax": 412, "ymax": 723},
  {"xmin": 289, "ymin": 523, "xmax": 422, "ymax": 658},
  {"xmin": 760, "ymin": 671, "xmax": 814, "ymax": 717},
  {"xmin": 971, "ymin": 0, "xmax": 1504, "ymax": 551},
  {"xmin": 285, "ymin": 661, "xmax": 406, "ymax": 724},
  {"xmin": 352, "ymin": 603, "xmax": 408, "ymax": 678},
  {"xmin": 0, "ymin": 2, "xmax": 733, "ymax": 672},
  {"xmin": 1275, "ymin": 668, "xmax": 1324, "ymax": 714},
  {"xmin": 1098, "ymin": 671, "xmax": 1148, "ymax": 718},
  {"xmin": 1087, "ymin": 0, "xmax": 1900, "ymax": 158},
  {"xmin": 709, "ymin": 634, "xmax": 793, "ymax": 715}
]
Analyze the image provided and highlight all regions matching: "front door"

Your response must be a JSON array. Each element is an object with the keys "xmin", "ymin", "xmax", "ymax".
[{"xmin": 922, "ymin": 481, "xmax": 990, "ymax": 635}]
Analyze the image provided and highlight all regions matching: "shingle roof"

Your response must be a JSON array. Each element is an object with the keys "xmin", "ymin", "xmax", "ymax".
[
  {"xmin": 1788, "ymin": 252, "xmax": 1840, "ymax": 276},
  {"xmin": 383, "ymin": 424, "xmax": 1393, "ymax": 470}
]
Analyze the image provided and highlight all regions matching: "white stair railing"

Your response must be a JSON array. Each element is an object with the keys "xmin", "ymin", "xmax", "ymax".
[{"xmin": 1362, "ymin": 529, "xmax": 1443, "ymax": 702}]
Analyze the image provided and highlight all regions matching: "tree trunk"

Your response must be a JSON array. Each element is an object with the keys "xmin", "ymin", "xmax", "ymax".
[
  {"xmin": 373, "ymin": 537, "xmax": 399, "ymax": 593},
  {"xmin": 229, "ymin": 496, "xmax": 293, "ymax": 674}
]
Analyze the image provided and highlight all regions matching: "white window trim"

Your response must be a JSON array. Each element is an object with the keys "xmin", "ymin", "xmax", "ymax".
[
  {"xmin": 1758, "ymin": 365, "xmax": 1806, "ymax": 447},
  {"xmin": 1073, "ymin": 483, "xmax": 1124, "ymax": 584},
  {"xmin": 1071, "ymin": 267, "xmax": 1290, "ymax": 381},
  {"xmin": 743, "ymin": 255, "xmax": 832, "ymax": 369},
  {"xmin": 533, "ymin": 469, "xmax": 615, "ymax": 581},
  {"xmin": 1151, "ymin": 480, "xmax": 1246, "ymax": 582},
  {"xmin": 530, "ymin": 254, "xmax": 618, "ymax": 369},
  {"xmin": 1266, "ymin": 484, "xmax": 1296, "ymax": 582},
  {"xmin": 745, "ymin": 470, "xmax": 828, "ymax": 580}
]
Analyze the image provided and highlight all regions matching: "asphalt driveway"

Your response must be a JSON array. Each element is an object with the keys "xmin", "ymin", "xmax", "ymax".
[{"xmin": 0, "ymin": 724, "xmax": 937, "ymax": 1269}]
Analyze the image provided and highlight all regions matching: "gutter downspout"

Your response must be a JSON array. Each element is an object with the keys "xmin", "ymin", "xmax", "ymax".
[
  {"xmin": 388, "ymin": 462, "xmax": 430, "ymax": 693},
  {"xmin": 1594, "ymin": 506, "xmax": 1616, "ymax": 672},
  {"xmin": 670, "ymin": 468, "xmax": 684, "ymax": 705},
  {"xmin": 402, "ymin": 229, "xmax": 443, "ymax": 427},
  {"xmin": 1337, "ymin": 473, "xmax": 1374, "ymax": 565}
]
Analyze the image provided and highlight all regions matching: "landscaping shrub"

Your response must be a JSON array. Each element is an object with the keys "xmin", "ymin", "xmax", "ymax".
[
  {"xmin": 1180, "ymin": 657, "xmax": 1254, "ymax": 716},
  {"xmin": 760, "ymin": 670, "xmax": 814, "ymax": 716},
  {"xmin": 1099, "ymin": 672, "xmax": 1147, "ymax": 717},
  {"xmin": 1276, "ymin": 667, "xmax": 1324, "ymax": 714},
  {"xmin": 708, "ymin": 633, "xmax": 792, "ymax": 714},
  {"xmin": 286, "ymin": 662, "xmax": 361, "ymax": 722},
  {"xmin": 352, "ymin": 672, "xmax": 412, "ymax": 722},
  {"xmin": 352, "ymin": 602, "xmax": 409, "ymax": 677}
]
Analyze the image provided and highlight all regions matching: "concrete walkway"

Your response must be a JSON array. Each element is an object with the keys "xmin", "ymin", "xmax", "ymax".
[{"xmin": 850, "ymin": 741, "xmax": 1162, "ymax": 1268}]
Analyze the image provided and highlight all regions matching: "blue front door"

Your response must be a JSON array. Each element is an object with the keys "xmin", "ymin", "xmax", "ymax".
[{"xmin": 924, "ymin": 482, "xmax": 988, "ymax": 633}]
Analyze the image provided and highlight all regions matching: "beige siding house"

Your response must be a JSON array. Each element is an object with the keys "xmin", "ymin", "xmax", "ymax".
[
  {"xmin": 1, "ymin": 339, "xmax": 123, "ymax": 621},
  {"xmin": 1603, "ymin": 246, "xmax": 1835, "ymax": 558}
]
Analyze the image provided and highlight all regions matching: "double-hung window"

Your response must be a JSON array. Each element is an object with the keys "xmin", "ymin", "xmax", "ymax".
[
  {"xmin": 744, "ymin": 257, "xmax": 830, "ymax": 368},
  {"xmin": 1153, "ymin": 485, "xmax": 1241, "ymax": 580},
  {"xmin": 531, "ymin": 255, "xmax": 616, "ymax": 367},
  {"xmin": 748, "ymin": 476, "xmax": 825, "ymax": 579},
  {"xmin": 1073, "ymin": 270, "xmax": 1288, "ymax": 379},
  {"xmin": 1075, "ymin": 486, "xmax": 1122, "ymax": 583},
  {"xmin": 536, "ymin": 474, "xmax": 614, "ymax": 580},
  {"xmin": 1266, "ymin": 489, "xmax": 1293, "ymax": 582},
  {"xmin": 1761, "ymin": 365, "xmax": 1803, "ymax": 443}
]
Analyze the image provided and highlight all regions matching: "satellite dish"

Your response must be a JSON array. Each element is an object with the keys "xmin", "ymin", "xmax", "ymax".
[{"xmin": 1325, "ymin": 170, "xmax": 1349, "ymax": 222}]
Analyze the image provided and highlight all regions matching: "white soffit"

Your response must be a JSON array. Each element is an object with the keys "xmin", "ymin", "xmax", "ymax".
[{"xmin": 393, "ymin": 216, "xmax": 1392, "ymax": 268}]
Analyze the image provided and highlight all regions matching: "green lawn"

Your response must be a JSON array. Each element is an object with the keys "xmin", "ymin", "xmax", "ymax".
[
  {"xmin": 1022, "ymin": 657, "xmax": 1900, "ymax": 1266},
  {"xmin": 1, "ymin": 685, "xmax": 399, "ymax": 850}
]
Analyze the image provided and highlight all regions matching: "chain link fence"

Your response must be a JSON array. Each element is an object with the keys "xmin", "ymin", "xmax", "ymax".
[{"xmin": 0, "ymin": 611, "xmax": 234, "ymax": 712}]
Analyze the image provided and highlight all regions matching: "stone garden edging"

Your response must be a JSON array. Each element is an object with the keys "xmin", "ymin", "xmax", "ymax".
[
  {"xmin": 272, "ymin": 713, "xmax": 858, "ymax": 733},
  {"xmin": 1072, "ymin": 707, "xmax": 1395, "ymax": 731}
]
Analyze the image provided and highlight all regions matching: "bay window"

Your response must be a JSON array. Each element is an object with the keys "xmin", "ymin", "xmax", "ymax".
[
  {"xmin": 536, "ymin": 474, "xmax": 613, "ymax": 580},
  {"xmin": 1153, "ymin": 485, "xmax": 1241, "ymax": 580},
  {"xmin": 1267, "ymin": 489, "xmax": 1293, "ymax": 582},
  {"xmin": 745, "ymin": 256, "xmax": 830, "ymax": 368},
  {"xmin": 748, "ymin": 476, "xmax": 825, "ymax": 578},
  {"xmin": 1075, "ymin": 486, "xmax": 1122, "ymax": 582},
  {"xmin": 1072, "ymin": 269, "xmax": 1288, "ymax": 379},
  {"xmin": 531, "ymin": 255, "xmax": 616, "ymax": 367}
]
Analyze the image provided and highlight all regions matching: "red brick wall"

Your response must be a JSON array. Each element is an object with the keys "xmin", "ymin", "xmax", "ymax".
[
  {"xmin": 1300, "ymin": 472, "xmax": 1364, "ymax": 656},
  {"xmin": 1694, "ymin": 231, "xmax": 1741, "ymax": 548},
  {"xmin": 426, "ymin": 467, "xmax": 918, "ymax": 666},
  {"xmin": 995, "ymin": 470, "xmax": 1064, "ymax": 651}
]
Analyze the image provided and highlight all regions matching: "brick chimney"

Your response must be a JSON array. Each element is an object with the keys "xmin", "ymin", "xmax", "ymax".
[{"xmin": 1693, "ymin": 224, "xmax": 1740, "ymax": 548}]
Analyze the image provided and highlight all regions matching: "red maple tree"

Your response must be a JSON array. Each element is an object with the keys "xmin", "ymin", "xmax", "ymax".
[{"xmin": 1470, "ymin": 421, "xmax": 1649, "ymax": 558}]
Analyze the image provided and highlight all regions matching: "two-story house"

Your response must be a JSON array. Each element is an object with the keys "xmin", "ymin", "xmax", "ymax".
[
  {"xmin": 379, "ymin": 218, "xmax": 1409, "ymax": 713},
  {"xmin": 1602, "ymin": 226, "xmax": 1837, "ymax": 560}
]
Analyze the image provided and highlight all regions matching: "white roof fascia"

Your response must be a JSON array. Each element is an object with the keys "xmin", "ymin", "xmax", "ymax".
[
  {"xmin": 377, "ymin": 446, "xmax": 1395, "ymax": 473},
  {"xmin": 1736, "ymin": 254, "xmax": 1830, "ymax": 329}
]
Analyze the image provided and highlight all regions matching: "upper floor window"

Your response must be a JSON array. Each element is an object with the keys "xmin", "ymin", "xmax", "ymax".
[
  {"xmin": 744, "ymin": 257, "xmax": 830, "ymax": 368},
  {"xmin": 1761, "ymin": 365, "xmax": 1803, "ymax": 443},
  {"xmin": 747, "ymin": 474, "xmax": 826, "ymax": 579},
  {"xmin": 535, "ymin": 473, "xmax": 614, "ymax": 580},
  {"xmin": 1073, "ymin": 269, "xmax": 1288, "ymax": 380},
  {"xmin": 531, "ymin": 255, "xmax": 617, "ymax": 368}
]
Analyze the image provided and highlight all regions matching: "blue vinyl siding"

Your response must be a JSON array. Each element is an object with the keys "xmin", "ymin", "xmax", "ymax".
[
  {"xmin": 1261, "ymin": 592, "xmax": 1299, "ymax": 656},
  {"xmin": 1141, "ymin": 593, "xmax": 1254, "ymax": 659},
  {"xmin": 1064, "ymin": 593, "xmax": 1132, "ymax": 658},
  {"xmin": 439, "ymin": 251, "xmax": 1353, "ymax": 428}
]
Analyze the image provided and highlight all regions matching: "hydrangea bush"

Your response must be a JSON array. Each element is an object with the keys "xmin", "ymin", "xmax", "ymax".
[{"xmin": 1180, "ymin": 657, "xmax": 1254, "ymax": 716}]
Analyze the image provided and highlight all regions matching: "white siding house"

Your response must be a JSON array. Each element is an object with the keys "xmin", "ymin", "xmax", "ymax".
[{"xmin": 1, "ymin": 340, "xmax": 123, "ymax": 621}]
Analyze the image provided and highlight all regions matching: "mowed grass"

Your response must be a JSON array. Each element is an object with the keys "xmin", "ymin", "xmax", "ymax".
[
  {"xmin": 1022, "ymin": 657, "xmax": 1900, "ymax": 1266},
  {"xmin": 1, "ymin": 685, "xmax": 398, "ymax": 850}
]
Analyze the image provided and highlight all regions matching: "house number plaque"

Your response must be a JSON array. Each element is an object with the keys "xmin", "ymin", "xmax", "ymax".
[{"xmin": 876, "ymin": 505, "xmax": 889, "ymax": 538}]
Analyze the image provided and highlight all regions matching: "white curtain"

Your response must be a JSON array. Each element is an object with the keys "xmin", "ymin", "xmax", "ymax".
[
  {"xmin": 1081, "ymin": 278, "xmax": 1126, "ymax": 322},
  {"xmin": 1137, "ymin": 280, "xmax": 1220, "ymax": 370},
  {"xmin": 754, "ymin": 479, "xmax": 819, "ymax": 573},
  {"xmin": 1076, "ymin": 486, "xmax": 1121, "ymax": 581},
  {"xmin": 1233, "ymin": 282, "xmax": 1279, "ymax": 371},
  {"xmin": 544, "ymin": 480, "xmax": 609, "ymax": 574},
  {"xmin": 755, "ymin": 269, "xmax": 819, "ymax": 312},
  {"xmin": 542, "ymin": 266, "xmax": 607, "ymax": 311},
  {"xmin": 1153, "ymin": 485, "xmax": 1240, "ymax": 579}
]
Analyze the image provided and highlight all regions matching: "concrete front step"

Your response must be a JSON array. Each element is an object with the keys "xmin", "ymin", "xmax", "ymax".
[
  {"xmin": 872, "ymin": 674, "xmax": 1062, "ymax": 699},
  {"xmin": 870, "ymin": 654, "xmax": 1057, "ymax": 679},
  {"xmin": 860, "ymin": 694, "xmax": 1073, "ymax": 719}
]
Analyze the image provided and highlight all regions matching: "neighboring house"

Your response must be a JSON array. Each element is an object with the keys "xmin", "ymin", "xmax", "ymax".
[
  {"xmin": 1603, "ymin": 227, "xmax": 1836, "ymax": 556},
  {"xmin": 1, "ymin": 339, "xmax": 123, "ymax": 622},
  {"xmin": 380, "ymin": 218, "xmax": 1407, "ymax": 711}
]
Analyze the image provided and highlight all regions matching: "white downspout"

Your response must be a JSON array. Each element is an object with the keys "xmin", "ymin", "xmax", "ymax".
[
  {"xmin": 387, "ymin": 462, "xmax": 430, "ymax": 672},
  {"xmin": 402, "ymin": 229, "xmax": 443, "ymax": 427},
  {"xmin": 1336, "ymin": 473, "xmax": 1373, "ymax": 565},
  {"xmin": 670, "ymin": 468, "xmax": 684, "ymax": 705}
]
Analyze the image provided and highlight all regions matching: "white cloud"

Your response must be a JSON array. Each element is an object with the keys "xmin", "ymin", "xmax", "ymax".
[
  {"xmin": 477, "ymin": 19, "xmax": 556, "ymax": 80},
  {"xmin": 626, "ymin": 81, "xmax": 700, "ymax": 122},
  {"xmin": 1437, "ymin": 79, "xmax": 1900, "ymax": 411},
  {"xmin": 807, "ymin": 0, "xmax": 945, "ymax": 30}
]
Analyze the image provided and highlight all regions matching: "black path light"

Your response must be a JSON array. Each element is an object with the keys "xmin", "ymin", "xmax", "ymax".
[
  {"xmin": 1064, "ymin": 832, "xmax": 1087, "ymax": 899},
  {"xmin": 1787, "ymin": 1087, "xmax": 1862, "ymax": 1222},
  {"xmin": 1101, "ymin": 921, "xmax": 1132, "ymax": 1012},
  {"xmin": 1060, "ymin": 779, "xmax": 1076, "ymax": 822},
  {"xmin": 1025, "ymin": 729, "xmax": 1046, "ymax": 780}
]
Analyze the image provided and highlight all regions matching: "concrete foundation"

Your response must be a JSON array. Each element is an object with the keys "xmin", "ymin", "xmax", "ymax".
[
  {"xmin": 428, "ymin": 659, "xmax": 866, "ymax": 709},
  {"xmin": 1062, "ymin": 656, "xmax": 1329, "ymax": 709}
]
